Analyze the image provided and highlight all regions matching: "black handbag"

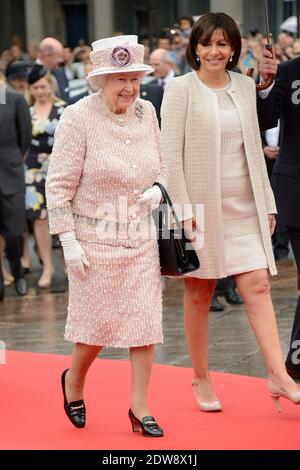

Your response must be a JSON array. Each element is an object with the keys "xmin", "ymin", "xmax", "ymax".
[{"xmin": 153, "ymin": 182, "xmax": 200, "ymax": 276}]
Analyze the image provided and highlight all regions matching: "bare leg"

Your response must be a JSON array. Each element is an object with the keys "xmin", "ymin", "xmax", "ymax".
[
  {"xmin": 65, "ymin": 342, "xmax": 102, "ymax": 403},
  {"xmin": 21, "ymin": 231, "xmax": 30, "ymax": 270},
  {"xmin": 184, "ymin": 278, "xmax": 219, "ymax": 403},
  {"xmin": 130, "ymin": 345, "xmax": 154, "ymax": 420},
  {"xmin": 235, "ymin": 269, "xmax": 299, "ymax": 393},
  {"xmin": 0, "ymin": 236, "xmax": 13, "ymax": 285},
  {"xmin": 33, "ymin": 218, "xmax": 54, "ymax": 287}
]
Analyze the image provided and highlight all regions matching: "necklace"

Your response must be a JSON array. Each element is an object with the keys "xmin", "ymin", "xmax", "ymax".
[{"xmin": 100, "ymin": 94, "xmax": 129, "ymax": 126}]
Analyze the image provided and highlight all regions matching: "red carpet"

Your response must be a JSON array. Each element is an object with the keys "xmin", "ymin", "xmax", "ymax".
[{"xmin": 1, "ymin": 350, "xmax": 300, "ymax": 450}]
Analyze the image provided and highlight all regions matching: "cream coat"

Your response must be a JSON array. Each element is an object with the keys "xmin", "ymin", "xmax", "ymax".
[{"xmin": 161, "ymin": 71, "xmax": 277, "ymax": 278}]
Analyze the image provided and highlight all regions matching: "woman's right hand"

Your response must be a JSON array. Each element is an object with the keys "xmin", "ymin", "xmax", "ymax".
[
  {"xmin": 264, "ymin": 145, "xmax": 279, "ymax": 160},
  {"xmin": 59, "ymin": 231, "xmax": 89, "ymax": 278},
  {"xmin": 183, "ymin": 217, "xmax": 197, "ymax": 242}
]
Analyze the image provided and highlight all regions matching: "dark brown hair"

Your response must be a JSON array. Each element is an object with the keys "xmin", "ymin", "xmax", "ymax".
[{"xmin": 186, "ymin": 12, "xmax": 241, "ymax": 71}]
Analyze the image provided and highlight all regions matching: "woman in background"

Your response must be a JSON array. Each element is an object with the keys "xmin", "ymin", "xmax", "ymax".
[{"xmin": 23, "ymin": 64, "xmax": 65, "ymax": 288}]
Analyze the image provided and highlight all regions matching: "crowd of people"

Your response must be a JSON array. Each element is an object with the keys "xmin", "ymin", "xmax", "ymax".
[
  {"xmin": 1, "ymin": 12, "xmax": 300, "ymax": 435},
  {"xmin": 0, "ymin": 18, "xmax": 297, "ymax": 305}
]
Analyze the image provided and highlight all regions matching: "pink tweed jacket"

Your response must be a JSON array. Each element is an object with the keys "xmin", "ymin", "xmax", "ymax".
[{"xmin": 45, "ymin": 93, "xmax": 167, "ymax": 243}]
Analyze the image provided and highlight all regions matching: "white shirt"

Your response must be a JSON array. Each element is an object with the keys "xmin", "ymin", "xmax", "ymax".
[
  {"xmin": 158, "ymin": 70, "xmax": 175, "ymax": 88},
  {"xmin": 265, "ymin": 120, "xmax": 280, "ymax": 147}
]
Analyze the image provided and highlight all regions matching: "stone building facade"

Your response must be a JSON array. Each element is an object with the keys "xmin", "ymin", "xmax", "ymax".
[{"xmin": 0, "ymin": 0, "xmax": 296, "ymax": 51}]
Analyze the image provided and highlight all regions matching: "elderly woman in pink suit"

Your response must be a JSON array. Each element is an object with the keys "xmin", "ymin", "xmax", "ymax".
[{"xmin": 46, "ymin": 35, "xmax": 166, "ymax": 436}]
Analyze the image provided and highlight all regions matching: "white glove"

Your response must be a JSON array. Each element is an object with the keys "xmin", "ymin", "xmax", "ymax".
[
  {"xmin": 137, "ymin": 185, "xmax": 162, "ymax": 210},
  {"xmin": 59, "ymin": 231, "xmax": 89, "ymax": 278}
]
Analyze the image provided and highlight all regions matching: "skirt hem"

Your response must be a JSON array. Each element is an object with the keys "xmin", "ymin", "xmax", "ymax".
[{"xmin": 64, "ymin": 335, "xmax": 164, "ymax": 348}]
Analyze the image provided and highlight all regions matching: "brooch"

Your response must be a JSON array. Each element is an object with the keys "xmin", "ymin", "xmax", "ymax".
[
  {"xmin": 110, "ymin": 46, "xmax": 132, "ymax": 66},
  {"xmin": 135, "ymin": 102, "xmax": 144, "ymax": 120}
]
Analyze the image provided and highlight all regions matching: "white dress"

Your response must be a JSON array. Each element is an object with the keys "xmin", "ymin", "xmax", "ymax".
[{"xmin": 213, "ymin": 83, "xmax": 268, "ymax": 276}]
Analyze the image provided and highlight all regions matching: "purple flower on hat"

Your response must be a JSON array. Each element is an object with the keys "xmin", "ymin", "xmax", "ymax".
[{"xmin": 111, "ymin": 46, "xmax": 132, "ymax": 66}]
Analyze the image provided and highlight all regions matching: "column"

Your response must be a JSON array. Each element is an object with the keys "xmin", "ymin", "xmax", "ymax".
[
  {"xmin": 0, "ymin": 0, "xmax": 26, "ymax": 50},
  {"xmin": 93, "ymin": 0, "xmax": 114, "ymax": 41},
  {"xmin": 210, "ymin": 0, "xmax": 243, "ymax": 29},
  {"xmin": 242, "ymin": 0, "xmax": 265, "ymax": 37},
  {"xmin": 24, "ymin": 0, "xmax": 44, "ymax": 45}
]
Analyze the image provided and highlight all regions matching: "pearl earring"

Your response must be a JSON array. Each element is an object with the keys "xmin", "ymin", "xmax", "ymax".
[
  {"xmin": 196, "ymin": 55, "xmax": 200, "ymax": 62},
  {"xmin": 229, "ymin": 55, "xmax": 233, "ymax": 62}
]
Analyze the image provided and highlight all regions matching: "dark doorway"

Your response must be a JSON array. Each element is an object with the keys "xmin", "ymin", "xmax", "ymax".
[
  {"xmin": 62, "ymin": 3, "xmax": 88, "ymax": 48},
  {"xmin": 0, "ymin": 0, "xmax": 26, "ymax": 50}
]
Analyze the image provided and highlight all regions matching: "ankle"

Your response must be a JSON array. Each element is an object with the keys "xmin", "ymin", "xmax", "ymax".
[
  {"xmin": 268, "ymin": 369, "xmax": 290, "ymax": 383},
  {"xmin": 68, "ymin": 371, "xmax": 85, "ymax": 389},
  {"xmin": 65, "ymin": 376, "xmax": 85, "ymax": 404},
  {"xmin": 193, "ymin": 374, "xmax": 211, "ymax": 384},
  {"xmin": 268, "ymin": 371, "xmax": 298, "ymax": 389},
  {"xmin": 41, "ymin": 265, "xmax": 54, "ymax": 274},
  {"xmin": 21, "ymin": 258, "xmax": 30, "ymax": 269},
  {"xmin": 130, "ymin": 404, "xmax": 150, "ymax": 420}
]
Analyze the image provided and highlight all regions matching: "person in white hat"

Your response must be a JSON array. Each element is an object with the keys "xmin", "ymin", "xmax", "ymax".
[{"xmin": 46, "ymin": 35, "xmax": 166, "ymax": 436}]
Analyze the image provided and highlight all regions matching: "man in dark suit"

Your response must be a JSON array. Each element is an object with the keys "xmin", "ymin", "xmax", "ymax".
[
  {"xmin": 149, "ymin": 49, "xmax": 176, "ymax": 90},
  {"xmin": 261, "ymin": 128, "xmax": 290, "ymax": 261},
  {"xmin": 142, "ymin": 48, "xmax": 176, "ymax": 127},
  {"xmin": 258, "ymin": 53, "xmax": 300, "ymax": 379},
  {"xmin": 0, "ymin": 88, "xmax": 31, "ymax": 299},
  {"xmin": 140, "ymin": 82, "xmax": 164, "ymax": 126},
  {"xmin": 39, "ymin": 37, "xmax": 87, "ymax": 104}
]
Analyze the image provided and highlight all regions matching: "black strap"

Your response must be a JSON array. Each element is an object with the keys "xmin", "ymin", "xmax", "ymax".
[{"xmin": 153, "ymin": 182, "xmax": 181, "ymax": 230}]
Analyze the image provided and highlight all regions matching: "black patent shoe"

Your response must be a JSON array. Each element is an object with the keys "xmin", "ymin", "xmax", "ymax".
[
  {"xmin": 224, "ymin": 287, "xmax": 243, "ymax": 305},
  {"xmin": 15, "ymin": 277, "xmax": 28, "ymax": 296},
  {"xmin": 210, "ymin": 295, "xmax": 224, "ymax": 312},
  {"xmin": 128, "ymin": 408, "xmax": 163, "ymax": 437},
  {"xmin": 61, "ymin": 369, "xmax": 86, "ymax": 428}
]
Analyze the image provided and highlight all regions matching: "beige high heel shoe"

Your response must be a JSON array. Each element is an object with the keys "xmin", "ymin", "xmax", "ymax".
[
  {"xmin": 3, "ymin": 266, "xmax": 14, "ymax": 286},
  {"xmin": 268, "ymin": 380, "xmax": 300, "ymax": 413},
  {"xmin": 38, "ymin": 268, "xmax": 54, "ymax": 289},
  {"xmin": 192, "ymin": 379, "xmax": 222, "ymax": 412}
]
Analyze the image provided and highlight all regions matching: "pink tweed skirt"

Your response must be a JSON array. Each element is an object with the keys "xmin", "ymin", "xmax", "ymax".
[{"xmin": 65, "ymin": 239, "xmax": 163, "ymax": 348}]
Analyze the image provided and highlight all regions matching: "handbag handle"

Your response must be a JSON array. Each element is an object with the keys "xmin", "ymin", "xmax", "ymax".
[
  {"xmin": 153, "ymin": 182, "xmax": 191, "ymax": 264},
  {"xmin": 153, "ymin": 182, "xmax": 182, "ymax": 230}
]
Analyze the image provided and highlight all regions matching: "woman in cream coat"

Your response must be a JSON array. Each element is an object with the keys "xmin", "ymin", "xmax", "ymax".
[{"xmin": 161, "ymin": 13, "xmax": 300, "ymax": 413}]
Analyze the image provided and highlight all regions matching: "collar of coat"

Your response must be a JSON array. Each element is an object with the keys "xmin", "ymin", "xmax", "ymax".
[{"xmin": 192, "ymin": 69, "xmax": 237, "ymax": 94}]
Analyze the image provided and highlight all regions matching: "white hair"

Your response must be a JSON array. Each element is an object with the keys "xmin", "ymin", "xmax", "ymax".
[{"xmin": 87, "ymin": 71, "xmax": 146, "ymax": 92}]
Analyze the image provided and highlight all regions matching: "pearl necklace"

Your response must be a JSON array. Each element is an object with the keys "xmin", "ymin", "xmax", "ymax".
[{"xmin": 100, "ymin": 95, "xmax": 129, "ymax": 126}]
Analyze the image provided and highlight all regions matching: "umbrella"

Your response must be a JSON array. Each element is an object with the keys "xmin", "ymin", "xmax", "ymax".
[
  {"xmin": 247, "ymin": 0, "xmax": 274, "ymax": 90},
  {"xmin": 279, "ymin": 15, "xmax": 298, "ymax": 33}
]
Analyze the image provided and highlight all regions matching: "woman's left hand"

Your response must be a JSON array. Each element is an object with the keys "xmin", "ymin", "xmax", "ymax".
[{"xmin": 268, "ymin": 214, "xmax": 276, "ymax": 236}]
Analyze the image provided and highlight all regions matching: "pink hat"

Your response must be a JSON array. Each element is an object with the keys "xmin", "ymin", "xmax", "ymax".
[{"xmin": 87, "ymin": 35, "xmax": 153, "ymax": 88}]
